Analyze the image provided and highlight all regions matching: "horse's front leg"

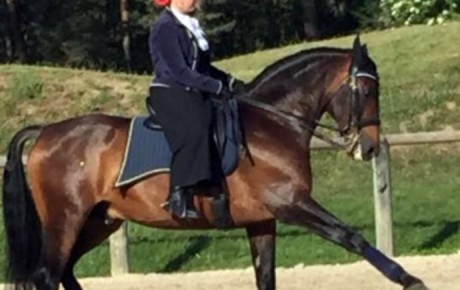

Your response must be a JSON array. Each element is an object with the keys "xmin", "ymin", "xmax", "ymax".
[
  {"xmin": 246, "ymin": 220, "xmax": 276, "ymax": 290},
  {"xmin": 271, "ymin": 193, "xmax": 428, "ymax": 290}
]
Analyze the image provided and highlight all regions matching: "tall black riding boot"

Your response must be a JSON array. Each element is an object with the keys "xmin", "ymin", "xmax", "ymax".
[
  {"xmin": 162, "ymin": 186, "xmax": 199, "ymax": 219},
  {"xmin": 210, "ymin": 179, "xmax": 233, "ymax": 229}
]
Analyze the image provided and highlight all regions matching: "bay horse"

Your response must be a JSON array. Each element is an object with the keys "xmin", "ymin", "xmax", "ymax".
[{"xmin": 2, "ymin": 36, "xmax": 428, "ymax": 290}]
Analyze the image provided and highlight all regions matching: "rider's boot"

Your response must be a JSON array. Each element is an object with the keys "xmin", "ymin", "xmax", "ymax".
[{"xmin": 162, "ymin": 185, "xmax": 199, "ymax": 219}]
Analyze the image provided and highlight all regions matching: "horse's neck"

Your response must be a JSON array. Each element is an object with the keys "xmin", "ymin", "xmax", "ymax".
[
  {"xmin": 243, "ymin": 72, "xmax": 342, "ymax": 152},
  {"xmin": 240, "ymin": 103, "xmax": 307, "ymax": 148},
  {"xmin": 246, "ymin": 54, "xmax": 350, "ymax": 123},
  {"xmin": 243, "ymin": 53, "xmax": 351, "ymax": 152},
  {"xmin": 247, "ymin": 74, "xmax": 331, "ymax": 125}
]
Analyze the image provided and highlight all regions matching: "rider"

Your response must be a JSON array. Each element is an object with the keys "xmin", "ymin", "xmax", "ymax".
[{"xmin": 148, "ymin": 0, "xmax": 246, "ymax": 220}]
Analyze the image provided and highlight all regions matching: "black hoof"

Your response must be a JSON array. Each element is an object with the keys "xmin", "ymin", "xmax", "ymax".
[{"xmin": 404, "ymin": 281, "xmax": 429, "ymax": 290}]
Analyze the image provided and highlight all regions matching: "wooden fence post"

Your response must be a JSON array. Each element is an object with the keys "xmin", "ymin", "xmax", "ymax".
[
  {"xmin": 372, "ymin": 139, "xmax": 394, "ymax": 257},
  {"xmin": 109, "ymin": 221, "xmax": 130, "ymax": 276}
]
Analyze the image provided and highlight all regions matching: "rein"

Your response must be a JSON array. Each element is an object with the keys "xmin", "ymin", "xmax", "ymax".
[{"xmin": 235, "ymin": 96, "xmax": 347, "ymax": 149}]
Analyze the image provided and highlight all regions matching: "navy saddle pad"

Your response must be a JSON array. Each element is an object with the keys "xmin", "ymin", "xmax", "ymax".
[{"xmin": 115, "ymin": 100, "xmax": 242, "ymax": 187}]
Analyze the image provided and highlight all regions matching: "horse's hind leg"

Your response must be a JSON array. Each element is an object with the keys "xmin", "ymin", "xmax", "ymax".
[
  {"xmin": 275, "ymin": 197, "xmax": 428, "ymax": 290},
  {"xmin": 30, "ymin": 180, "xmax": 97, "ymax": 290},
  {"xmin": 33, "ymin": 210, "xmax": 90, "ymax": 290},
  {"xmin": 246, "ymin": 221, "xmax": 276, "ymax": 290},
  {"xmin": 61, "ymin": 213, "xmax": 124, "ymax": 290}
]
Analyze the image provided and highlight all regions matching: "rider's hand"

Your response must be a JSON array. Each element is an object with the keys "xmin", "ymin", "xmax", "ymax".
[
  {"xmin": 228, "ymin": 77, "xmax": 246, "ymax": 95},
  {"xmin": 217, "ymin": 87, "xmax": 233, "ymax": 101}
]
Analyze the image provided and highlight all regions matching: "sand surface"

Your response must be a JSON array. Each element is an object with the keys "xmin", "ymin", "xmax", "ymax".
[{"xmin": 72, "ymin": 253, "xmax": 460, "ymax": 290}]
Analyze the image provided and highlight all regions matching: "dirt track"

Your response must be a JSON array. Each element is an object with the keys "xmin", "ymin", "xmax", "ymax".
[{"xmin": 74, "ymin": 253, "xmax": 460, "ymax": 290}]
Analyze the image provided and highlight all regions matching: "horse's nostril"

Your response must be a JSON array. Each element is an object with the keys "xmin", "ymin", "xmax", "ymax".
[
  {"xmin": 365, "ymin": 146, "xmax": 376, "ymax": 159},
  {"xmin": 367, "ymin": 147, "xmax": 374, "ymax": 155}
]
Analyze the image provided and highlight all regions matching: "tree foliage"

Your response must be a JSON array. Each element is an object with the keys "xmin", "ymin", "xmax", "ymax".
[
  {"xmin": 379, "ymin": 0, "xmax": 458, "ymax": 26},
  {"xmin": 1, "ymin": 0, "xmax": 458, "ymax": 74}
]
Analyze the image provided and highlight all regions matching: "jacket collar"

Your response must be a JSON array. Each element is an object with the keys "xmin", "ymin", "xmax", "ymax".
[{"xmin": 162, "ymin": 7, "xmax": 209, "ymax": 51}]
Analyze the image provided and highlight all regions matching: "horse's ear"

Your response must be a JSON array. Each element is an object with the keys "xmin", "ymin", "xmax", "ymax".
[
  {"xmin": 353, "ymin": 34, "xmax": 361, "ymax": 52},
  {"xmin": 353, "ymin": 34, "xmax": 363, "ymax": 67},
  {"xmin": 362, "ymin": 44, "xmax": 368, "ymax": 56}
]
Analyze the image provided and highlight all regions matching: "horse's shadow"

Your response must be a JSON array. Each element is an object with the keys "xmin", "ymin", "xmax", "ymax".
[
  {"xmin": 129, "ymin": 219, "xmax": 459, "ymax": 273},
  {"xmin": 418, "ymin": 220, "xmax": 460, "ymax": 251},
  {"xmin": 159, "ymin": 235, "xmax": 211, "ymax": 273}
]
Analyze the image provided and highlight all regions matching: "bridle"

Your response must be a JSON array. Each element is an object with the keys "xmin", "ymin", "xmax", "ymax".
[
  {"xmin": 315, "ymin": 67, "xmax": 380, "ymax": 132},
  {"xmin": 235, "ymin": 65, "xmax": 380, "ymax": 150},
  {"xmin": 349, "ymin": 68, "xmax": 381, "ymax": 131},
  {"xmin": 313, "ymin": 66, "xmax": 380, "ymax": 151}
]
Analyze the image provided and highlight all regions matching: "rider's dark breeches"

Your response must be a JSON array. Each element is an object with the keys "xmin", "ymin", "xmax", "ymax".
[{"xmin": 148, "ymin": 86, "xmax": 221, "ymax": 187}]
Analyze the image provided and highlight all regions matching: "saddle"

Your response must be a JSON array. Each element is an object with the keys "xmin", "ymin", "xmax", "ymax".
[{"xmin": 143, "ymin": 97, "xmax": 245, "ymax": 228}]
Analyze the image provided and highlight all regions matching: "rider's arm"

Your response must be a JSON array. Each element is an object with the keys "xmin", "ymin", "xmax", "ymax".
[{"xmin": 150, "ymin": 22, "xmax": 223, "ymax": 94}]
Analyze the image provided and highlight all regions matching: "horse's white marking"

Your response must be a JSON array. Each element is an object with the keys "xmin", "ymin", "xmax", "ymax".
[
  {"xmin": 255, "ymin": 255, "xmax": 261, "ymax": 268},
  {"xmin": 264, "ymin": 183, "xmax": 296, "ymax": 209}
]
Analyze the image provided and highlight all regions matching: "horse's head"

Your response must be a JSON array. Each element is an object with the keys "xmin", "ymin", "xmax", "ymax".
[
  {"xmin": 243, "ymin": 37, "xmax": 380, "ymax": 161},
  {"xmin": 325, "ymin": 36, "xmax": 380, "ymax": 161}
]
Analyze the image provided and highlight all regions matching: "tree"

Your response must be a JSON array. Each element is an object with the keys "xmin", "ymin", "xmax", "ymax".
[
  {"xmin": 0, "ymin": 0, "xmax": 10, "ymax": 62},
  {"xmin": 0, "ymin": 0, "xmax": 380, "ymax": 72},
  {"xmin": 301, "ymin": 0, "xmax": 319, "ymax": 40},
  {"xmin": 120, "ymin": 0, "xmax": 131, "ymax": 72},
  {"xmin": 5, "ymin": 0, "xmax": 27, "ymax": 62}
]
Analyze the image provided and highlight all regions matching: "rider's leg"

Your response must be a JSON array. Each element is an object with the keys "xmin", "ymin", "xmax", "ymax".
[{"xmin": 148, "ymin": 86, "xmax": 214, "ymax": 219}]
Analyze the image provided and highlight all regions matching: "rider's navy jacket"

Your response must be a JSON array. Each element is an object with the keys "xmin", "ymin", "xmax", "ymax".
[{"xmin": 149, "ymin": 8, "xmax": 229, "ymax": 94}]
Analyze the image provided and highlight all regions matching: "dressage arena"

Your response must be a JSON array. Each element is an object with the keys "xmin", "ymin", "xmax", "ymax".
[{"xmin": 68, "ymin": 253, "xmax": 459, "ymax": 290}]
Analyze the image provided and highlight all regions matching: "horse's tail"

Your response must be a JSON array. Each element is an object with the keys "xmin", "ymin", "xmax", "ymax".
[{"xmin": 2, "ymin": 125, "xmax": 43, "ymax": 287}]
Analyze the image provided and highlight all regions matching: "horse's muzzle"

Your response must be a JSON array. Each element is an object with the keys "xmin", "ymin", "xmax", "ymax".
[{"xmin": 359, "ymin": 130, "xmax": 380, "ymax": 161}]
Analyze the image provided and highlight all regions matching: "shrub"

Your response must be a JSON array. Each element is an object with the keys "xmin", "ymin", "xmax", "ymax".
[{"xmin": 379, "ymin": 0, "xmax": 459, "ymax": 26}]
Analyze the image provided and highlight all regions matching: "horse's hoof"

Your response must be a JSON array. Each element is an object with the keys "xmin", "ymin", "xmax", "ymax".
[{"xmin": 404, "ymin": 282, "xmax": 429, "ymax": 290}]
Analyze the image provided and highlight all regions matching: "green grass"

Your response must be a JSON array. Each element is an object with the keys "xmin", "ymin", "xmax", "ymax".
[{"xmin": 0, "ymin": 22, "xmax": 460, "ymax": 278}]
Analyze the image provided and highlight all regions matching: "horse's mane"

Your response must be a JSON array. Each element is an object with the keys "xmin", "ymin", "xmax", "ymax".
[{"xmin": 246, "ymin": 47, "xmax": 352, "ymax": 94}]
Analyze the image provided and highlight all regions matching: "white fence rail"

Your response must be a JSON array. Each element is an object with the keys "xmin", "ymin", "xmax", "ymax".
[{"xmin": 1, "ymin": 130, "xmax": 460, "ymax": 275}]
